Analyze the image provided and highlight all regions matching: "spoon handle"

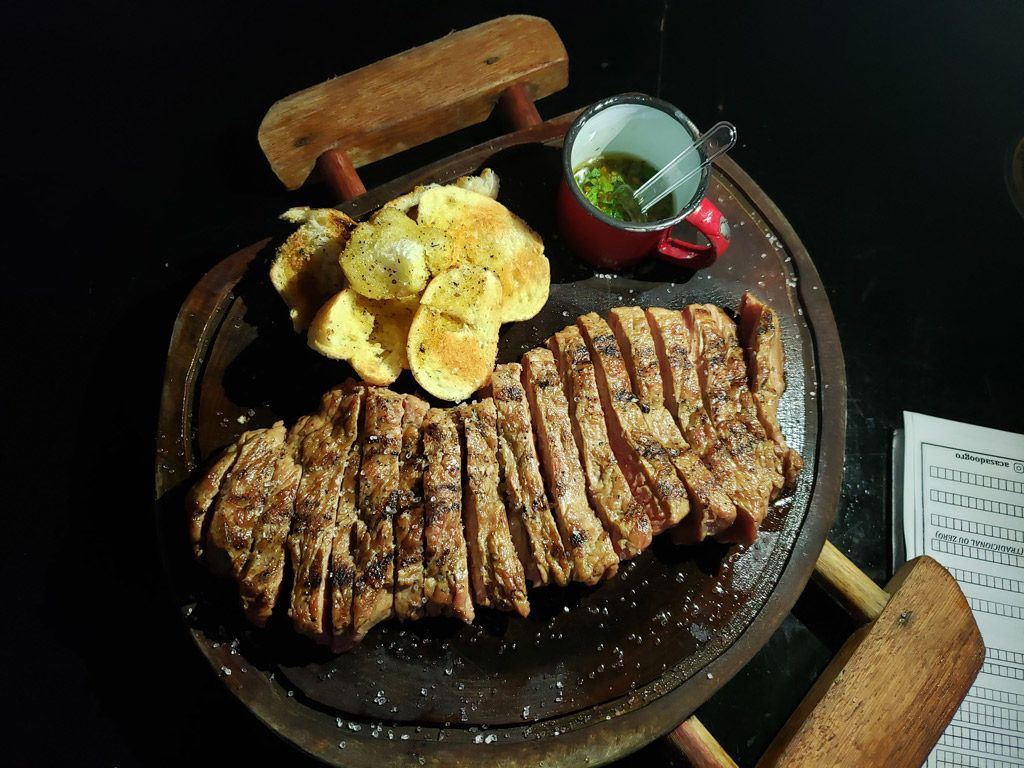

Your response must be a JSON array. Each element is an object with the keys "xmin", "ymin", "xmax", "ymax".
[{"xmin": 637, "ymin": 121, "xmax": 737, "ymax": 214}]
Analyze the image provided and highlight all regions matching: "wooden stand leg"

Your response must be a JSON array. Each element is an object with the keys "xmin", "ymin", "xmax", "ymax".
[
  {"xmin": 498, "ymin": 82, "xmax": 543, "ymax": 130},
  {"xmin": 668, "ymin": 718, "xmax": 739, "ymax": 768},
  {"xmin": 317, "ymin": 148, "xmax": 367, "ymax": 202}
]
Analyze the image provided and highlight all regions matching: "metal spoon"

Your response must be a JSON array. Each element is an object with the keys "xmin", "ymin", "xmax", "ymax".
[{"xmin": 616, "ymin": 121, "xmax": 737, "ymax": 222}]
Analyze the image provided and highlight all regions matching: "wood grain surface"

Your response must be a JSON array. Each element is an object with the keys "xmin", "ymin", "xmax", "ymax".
[
  {"xmin": 258, "ymin": 15, "xmax": 567, "ymax": 189},
  {"xmin": 757, "ymin": 555, "xmax": 984, "ymax": 767},
  {"xmin": 668, "ymin": 718, "xmax": 739, "ymax": 768}
]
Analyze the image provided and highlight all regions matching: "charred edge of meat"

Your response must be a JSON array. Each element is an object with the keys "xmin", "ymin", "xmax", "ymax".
[
  {"xmin": 568, "ymin": 528, "xmax": 588, "ymax": 549},
  {"xmin": 591, "ymin": 333, "xmax": 620, "ymax": 358},
  {"xmin": 569, "ymin": 341, "xmax": 591, "ymax": 366},
  {"xmin": 357, "ymin": 550, "xmax": 395, "ymax": 593},
  {"xmin": 330, "ymin": 564, "xmax": 355, "ymax": 592},
  {"xmin": 497, "ymin": 384, "xmax": 525, "ymax": 401}
]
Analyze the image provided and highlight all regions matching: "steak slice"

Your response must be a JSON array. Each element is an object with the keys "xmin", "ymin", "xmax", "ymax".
[
  {"xmin": 648, "ymin": 307, "xmax": 765, "ymax": 543},
  {"xmin": 393, "ymin": 395, "xmax": 430, "ymax": 621},
  {"xmin": 352, "ymin": 387, "xmax": 403, "ymax": 641},
  {"xmin": 421, "ymin": 408, "xmax": 474, "ymax": 622},
  {"xmin": 576, "ymin": 313, "xmax": 690, "ymax": 536},
  {"xmin": 330, "ymin": 442, "xmax": 362, "ymax": 651},
  {"xmin": 458, "ymin": 400, "xmax": 530, "ymax": 616},
  {"xmin": 288, "ymin": 385, "xmax": 362, "ymax": 643},
  {"xmin": 488, "ymin": 363, "xmax": 572, "ymax": 587},
  {"xmin": 682, "ymin": 305, "xmax": 780, "ymax": 541},
  {"xmin": 522, "ymin": 347, "xmax": 618, "ymax": 584},
  {"xmin": 686, "ymin": 304, "xmax": 782, "ymax": 487},
  {"xmin": 187, "ymin": 442, "xmax": 240, "ymax": 562},
  {"xmin": 205, "ymin": 422, "xmax": 288, "ymax": 578},
  {"xmin": 738, "ymin": 292, "xmax": 803, "ymax": 489},
  {"xmin": 549, "ymin": 326, "xmax": 652, "ymax": 559},
  {"xmin": 237, "ymin": 414, "xmax": 320, "ymax": 626},
  {"xmin": 645, "ymin": 308, "xmax": 718, "ymax": 456},
  {"xmin": 608, "ymin": 307, "xmax": 736, "ymax": 543}
]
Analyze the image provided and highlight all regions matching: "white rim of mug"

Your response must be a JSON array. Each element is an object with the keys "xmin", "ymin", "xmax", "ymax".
[{"xmin": 562, "ymin": 92, "xmax": 710, "ymax": 233}]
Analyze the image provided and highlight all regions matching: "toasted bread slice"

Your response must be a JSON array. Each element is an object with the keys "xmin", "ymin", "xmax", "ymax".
[
  {"xmin": 307, "ymin": 289, "xmax": 416, "ymax": 385},
  {"xmin": 340, "ymin": 207, "xmax": 440, "ymax": 299},
  {"xmin": 271, "ymin": 207, "xmax": 355, "ymax": 331},
  {"xmin": 416, "ymin": 185, "xmax": 548, "ymax": 323},
  {"xmin": 407, "ymin": 265, "xmax": 502, "ymax": 401}
]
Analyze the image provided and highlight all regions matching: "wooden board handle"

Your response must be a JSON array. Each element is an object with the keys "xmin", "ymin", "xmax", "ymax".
[
  {"xmin": 668, "ymin": 717, "xmax": 739, "ymax": 768},
  {"xmin": 667, "ymin": 544, "xmax": 984, "ymax": 768},
  {"xmin": 258, "ymin": 15, "xmax": 567, "ymax": 193},
  {"xmin": 811, "ymin": 539, "xmax": 890, "ymax": 623}
]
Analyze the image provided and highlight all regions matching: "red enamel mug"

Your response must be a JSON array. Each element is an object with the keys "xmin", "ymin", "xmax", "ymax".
[{"xmin": 558, "ymin": 93, "xmax": 731, "ymax": 271}]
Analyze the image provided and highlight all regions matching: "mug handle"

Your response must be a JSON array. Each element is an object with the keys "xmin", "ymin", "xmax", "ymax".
[{"xmin": 656, "ymin": 197, "xmax": 731, "ymax": 269}]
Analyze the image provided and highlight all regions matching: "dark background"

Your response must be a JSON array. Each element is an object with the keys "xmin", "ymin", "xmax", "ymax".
[{"xmin": 4, "ymin": 1, "xmax": 1023, "ymax": 765}]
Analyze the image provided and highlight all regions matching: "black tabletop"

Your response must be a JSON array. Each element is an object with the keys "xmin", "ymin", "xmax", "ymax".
[{"xmin": 5, "ymin": 1, "xmax": 1023, "ymax": 765}]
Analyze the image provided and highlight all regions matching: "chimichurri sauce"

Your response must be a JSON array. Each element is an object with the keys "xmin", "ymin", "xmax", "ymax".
[{"xmin": 573, "ymin": 153, "xmax": 675, "ymax": 223}]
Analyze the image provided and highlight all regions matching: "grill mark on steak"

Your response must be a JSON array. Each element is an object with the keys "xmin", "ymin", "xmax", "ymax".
[
  {"xmin": 683, "ymin": 305, "xmax": 781, "ymax": 542},
  {"xmin": 650, "ymin": 307, "xmax": 764, "ymax": 544},
  {"xmin": 287, "ymin": 385, "xmax": 362, "ymax": 643},
  {"xmin": 522, "ymin": 347, "xmax": 618, "ymax": 584},
  {"xmin": 738, "ymin": 292, "xmax": 804, "ymax": 490},
  {"xmin": 421, "ymin": 408, "xmax": 474, "ymax": 622},
  {"xmin": 205, "ymin": 422, "xmax": 288, "ymax": 579},
  {"xmin": 577, "ymin": 313, "xmax": 690, "ymax": 536},
  {"xmin": 393, "ymin": 395, "xmax": 429, "ymax": 621},
  {"xmin": 549, "ymin": 326, "xmax": 652, "ymax": 559},
  {"xmin": 237, "ymin": 414, "xmax": 321, "ymax": 626},
  {"xmin": 489, "ymin": 363, "xmax": 572, "ymax": 587},
  {"xmin": 608, "ymin": 307, "xmax": 736, "ymax": 543},
  {"xmin": 351, "ymin": 387, "xmax": 404, "ymax": 641},
  {"xmin": 187, "ymin": 443, "xmax": 240, "ymax": 562},
  {"xmin": 329, "ymin": 441, "xmax": 362, "ymax": 651},
  {"xmin": 458, "ymin": 400, "xmax": 530, "ymax": 616}
]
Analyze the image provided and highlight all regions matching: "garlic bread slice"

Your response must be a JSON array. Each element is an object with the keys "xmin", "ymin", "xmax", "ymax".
[
  {"xmin": 270, "ymin": 207, "xmax": 355, "ymax": 331},
  {"xmin": 415, "ymin": 185, "xmax": 548, "ymax": 323},
  {"xmin": 307, "ymin": 289, "xmax": 416, "ymax": 385},
  {"xmin": 407, "ymin": 265, "xmax": 503, "ymax": 401}
]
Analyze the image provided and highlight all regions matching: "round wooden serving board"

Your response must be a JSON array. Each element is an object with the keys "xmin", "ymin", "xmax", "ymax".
[{"xmin": 155, "ymin": 114, "xmax": 846, "ymax": 767}]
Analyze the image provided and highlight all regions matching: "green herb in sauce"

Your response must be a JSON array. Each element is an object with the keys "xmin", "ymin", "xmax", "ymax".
[{"xmin": 573, "ymin": 153, "xmax": 675, "ymax": 223}]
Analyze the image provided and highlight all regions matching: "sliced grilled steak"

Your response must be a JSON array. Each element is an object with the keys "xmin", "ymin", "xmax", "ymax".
[
  {"xmin": 459, "ymin": 400, "xmax": 530, "ymax": 616},
  {"xmin": 646, "ymin": 308, "xmax": 717, "ymax": 455},
  {"xmin": 330, "ymin": 442, "xmax": 362, "ymax": 651},
  {"xmin": 190, "ymin": 300, "xmax": 804, "ymax": 650},
  {"xmin": 608, "ymin": 307, "xmax": 736, "ymax": 543},
  {"xmin": 683, "ymin": 305, "xmax": 780, "ymax": 542},
  {"xmin": 738, "ymin": 292, "xmax": 803, "ymax": 489},
  {"xmin": 522, "ymin": 348, "xmax": 618, "ymax": 584},
  {"xmin": 421, "ymin": 408, "xmax": 474, "ymax": 622},
  {"xmin": 187, "ymin": 443, "xmax": 240, "ymax": 562},
  {"xmin": 237, "ymin": 414, "xmax": 317, "ymax": 626},
  {"xmin": 205, "ymin": 422, "xmax": 288, "ymax": 578},
  {"xmin": 488, "ymin": 363, "xmax": 572, "ymax": 587},
  {"xmin": 352, "ymin": 387, "xmax": 403, "ymax": 641},
  {"xmin": 394, "ymin": 395, "xmax": 430, "ymax": 621},
  {"xmin": 288, "ymin": 386, "xmax": 362, "ymax": 643},
  {"xmin": 687, "ymin": 304, "xmax": 782, "ymax": 487},
  {"xmin": 549, "ymin": 326, "xmax": 652, "ymax": 559},
  {"xmin": 648, "ymin": 307, "xmax": 765, "ymax": 544},
  {"xmin": 576, "ymin": 313, "xmax": 690, "ymax": 536}
]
